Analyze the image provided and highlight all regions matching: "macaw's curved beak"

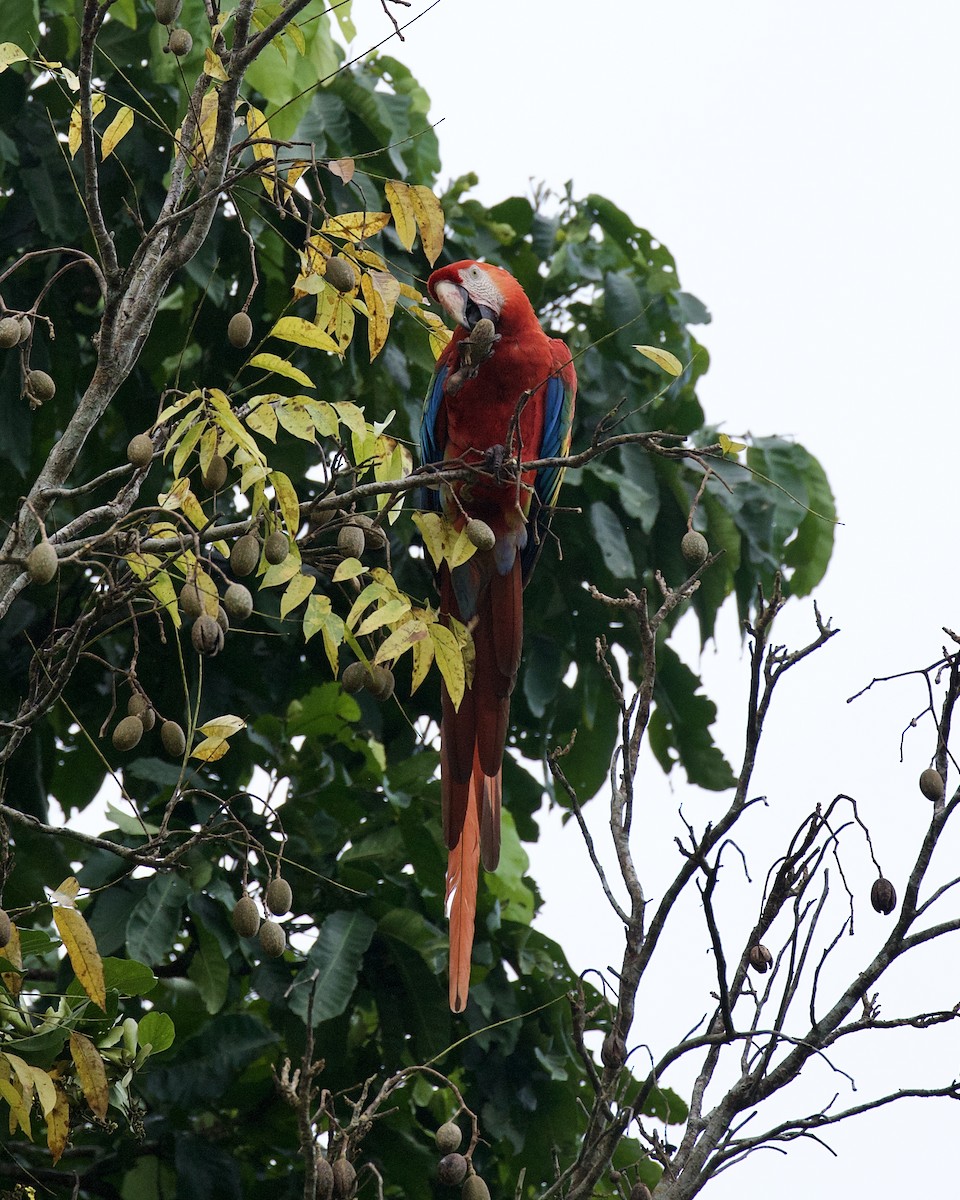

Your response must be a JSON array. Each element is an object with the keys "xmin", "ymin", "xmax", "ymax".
[{"xmin": 432, "ymin": 280, "xmax": 500, "ymax": 332}]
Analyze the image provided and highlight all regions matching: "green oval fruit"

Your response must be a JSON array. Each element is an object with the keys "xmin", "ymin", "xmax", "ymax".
[
  {"xmin": 26, "ymin": 369, "xmax": 56, "ymax": 403},
  {"xmin": 192, "ymin": 613, "xmax": 224, "ymax": 657},
  {"xmin": 128, "ymin": 694, "xmax": 156, "ymax": 730},
  {"xmin": 324, "ymin": 256, "xmax": 357, "ymax": 293},
  {"xmin": 0, "ymin": 909, "xmax": 12, "ymax": 947},
  {"xmin": 127, "ymin": 433, "xmax": 154, "ymax": 468},
  {"xmin": 263, "ymin": 531, "xmax": 290, "ymax": 565},
  {"xmin": 179, "ymin": 578, "xmax": 205, "ymax": 620},
  {"xmin": 0, "ymin": 317, "xmax": 20, "ymax": 348},
  {"xmin": 680, "ymin": 530, "xmax": 708, "ymax": 566},
  {"xmin": 154, "ymin": 0, "xmax": 182, "ymax": 23},
  {"xmin": 462, "ymin": 1175, "xmax": 490, "ymax": 1200},
  {"xmin": 465, "ymin": 518, "xmax": 495, "ymax": 552},
  {"xmin": 230, "ymin": 534, "xmax": 260, "ymax": 577},
  {"xmin": 438, "ymin": 1155, "xmax": 468, "ymax": 1187},
  {"xmin": 227, "ymin": 312, "xmax": 253, "ymax": 348},
  {"xmin": 366, "ymin": 666, "xmax": 395, "ymax": 702},
  {"xmin": 919, "ymin": 768, "xmax": 945, "ymax": 802},
  {"xmin": 26, "ymin": 540, "xmax": 58, "ymax": 585},
  {"xmin": 331, "ymin": 1158, "xmax": 357, "ymax": 1200},
  {"xmin": 203, "ymin": 453, "xmax": 228, "ymax": 491},
  {"xmin": 224, "ymin": 583, "xmax": 253, "ymax": 622},
  {"xmin": 160, "ymin": 720, "xmax": 187, "ymax": 758},
  {"xmin": 337, "ymin": 524, "xmax": 365, "ymax": 560},
  {"xmin": 265, "ymin": 876, "xmax": 293, "ymax": 916},
  {"xmin": 316, "ymin": 1158, "xmax": 335, "ymax": 1200},
  {"xmin": 341, "ymin": 662, "xmax": 369, "ymax": 694},
  {"xmin": 259, "ymin": 919, "xmax": 286, "ymax": 958},
  {"xmin": 112, "ymin": 715, "xmax": 144, "ymax": 752},
  {"xmin": 168, "ymin": 27, "xmax": 192, "ymax": 55},
  {"xmin": 436, "ymin": 1122, "xmax": 462, "ymax": 1154},
  {"xmin": 232, "ymin": 895, "xmax": 260, "ymax": 938}
]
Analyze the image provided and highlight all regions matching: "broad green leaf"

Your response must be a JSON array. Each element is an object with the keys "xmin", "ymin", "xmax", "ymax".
[
  {"xmin": 289, "ymin": 910, "xmax": 376, "ymax": 1026},
  {"xmin": 188, "ymin": 923, "xmax": 230, "ymax": 1014},
  {"xmin": 137, "ymin": 1011, "xmax": 176, "ymax": 1055}
]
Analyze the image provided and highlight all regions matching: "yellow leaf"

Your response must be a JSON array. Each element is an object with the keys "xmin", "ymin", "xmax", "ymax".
[
  {"xmin": 303, "ymin": 594, "xmax": 344, "ymax": 673},
  {"xmin": 346, "ymin": 581, "xmax": 389, "ymax": 631},
  {"xmin": 0, "ymin": 1071, "xmax": 31, "ymax": 1138},
  {"xmin": 197, "ymin": 714, "xmax": 246, "ymax": 739},
  {"xmin": 634, "ymin": 344, "xmax": 683, "ymax": 376},
  {"xmin": 1, "ymin": 923, "xmax": 22, "ymax": 999},
  {"xmin": 204, "ymin": 48, "xmax": 230, "ymax": 81},
  {"xmin": 275, "ymin": 397, "xmax": 318, "ymax": 443},
  {"xmin": 171, "ymin": 418, "xmax": 207, "ymax": 480},
  {"xmin": 385, "ymin": 180, "xmax": 417, "ymax": 251},
  {"xmin": 246, "ymin": 104, "xmax": 276, "ymax": 197},
  {"xmin": 54, "ymin": 907, "xmax": 106, "ymax": 1011},
  {"xmin": 280, "ymin": 572, "xmax": 316, "ymax": 618},
  {"xmin": 0, "ymin": 43, "xmax": 28, "ymax": 72},
  {"xmin": 327, "ymin": 157, "xmax": 355, "ymax": 184},
  {"xmin": 355, "ymin": 597, "xmax": 410, "ymax": 637},
  {"xmin": 247, "ymin": 396, "xmax": 279, "ymax": 442},
  {"xmin": 448, "ymin": 526, "xmax": 479, "ymax": 569},
  {"xmin": 261, "ymin": 539, "xmax": 302, "ymax": 587},
  {"xmin": 430, "ymin": 624, "xmax": 465, "ymax": 709},
  {"xmin": 184, "ymin": 564, "xmax": 220, "ymax": 617},
  {"xmin": 248, "ymin": 353, "xmax": 315, "ymax": 388},
  {"xmin": 370, "ymin": 270, "xmax": 401, "ymax": 319},
  {"xmin": 409, "ymin": 186, "xmax": 445, "ymax": 265},
  {"xmin": 411, "ymin": 630, "xmax": 435, "ymax": 694},
  {"xmin": 101, "ymin": 105, "xmax": 133, "ymax": 160},
  {"xmin": 269, "ymin": 470, "xmax": 301, "ymax": 535},
  {"xmin": 332, "ymin": 558, "xmax": 365, "ymax": 582},
  {"xmin": 320, "ymin": 210, "xmax": 390, "ymax": 240},
  {"xmin": 68, "ymin": 91, "xmax": 105, "ymax": 158},
  {"xmin": 53, "ymin": 876, "xmax": 81, "ymax": 904},
  {"xmin": 719, "ymin": 432, "xmax": 747, "ymax": 455},
  {"xmin": 374, "ymin": 618, "xmax": 429, "ymax": 665},
  {"xmin": 270, "ymin": 316, "xmax": 340, "ymax": 355},
  {"xmin": 69, "ymin": 1032, "xmax": 109, "ymax": 1120},
  {"xmin": 332, "ymin": 401, "xmax": 367, "ymax": 436},
  {"xmin": 360, "ymin": 273, "xmax": 390, "ymax": 361},
  {"xmin": 46, "ymin": 1083, "xmax": 70, "ymax": 1164}
]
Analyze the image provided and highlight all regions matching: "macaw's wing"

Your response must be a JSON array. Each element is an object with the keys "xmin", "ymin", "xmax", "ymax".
[
  {"xmin": 520, "ymin": 348, "xmax": 577, "ymax": 582},
  {"xmin": 420, "ymin": 352, "xmax": 454, "ymax": 513}
]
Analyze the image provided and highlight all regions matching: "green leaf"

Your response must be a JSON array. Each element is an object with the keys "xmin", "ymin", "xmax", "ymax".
[
  {"xmin": 125, "ymin": 874, "xmax": 190, "ymax": 965},
  {"xmin": 589, "ymin": 501, "xmax": 635, "ymax": 578},
  {"xmin": 137, "ymin": 1011, "xmax": 176, "ymax": 1055},
  {"xmin": 187, "ymin": 923, "xmax": 230, "ymax": 1014},
  {"xmin": 289, "ymin": 910, "xmax": 376, "ymax": 1026},
  {"xmin": 101, "ymin": 957, "xmax": 157, "ymax": 997},
  {"xmin": 649, "ymin": 644, "xmax": 736, "ymax": 791}
]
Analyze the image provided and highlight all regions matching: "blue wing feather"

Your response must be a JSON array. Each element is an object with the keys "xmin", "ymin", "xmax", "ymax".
[
  {"xmin": 521, "ymin": 364, "xmax": 576, "ymax": 581},
  {"xmin": 420, "ymin": 359, "xmax": 451, "ymax": 512}
]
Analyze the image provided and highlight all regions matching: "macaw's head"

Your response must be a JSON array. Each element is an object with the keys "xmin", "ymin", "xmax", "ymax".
[{"xmin": 428, "ymin": 261, "xmax": 537, "ymax": 336}]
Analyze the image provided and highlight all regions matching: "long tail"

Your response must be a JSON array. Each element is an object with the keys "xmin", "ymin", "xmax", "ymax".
[{"xmin": 440, "ymin": 555, "xmax": 520, "ymax": 1011}]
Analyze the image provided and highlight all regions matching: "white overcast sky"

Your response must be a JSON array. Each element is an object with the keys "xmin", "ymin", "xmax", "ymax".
[{"xmin": 347, "ymin": 2, "xmax": 960, "ymax": 1197}]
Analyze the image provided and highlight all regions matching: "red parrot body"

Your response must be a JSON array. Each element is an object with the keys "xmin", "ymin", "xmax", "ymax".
[{"xmin": 421, "ymin": 261, "xmax": 577, "ymax": 1011}]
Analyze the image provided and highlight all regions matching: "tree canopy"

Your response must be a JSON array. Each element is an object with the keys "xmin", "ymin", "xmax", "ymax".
[{"xmin": 0, "ymin": 4, "xmax": 849, "ymax": 1198}]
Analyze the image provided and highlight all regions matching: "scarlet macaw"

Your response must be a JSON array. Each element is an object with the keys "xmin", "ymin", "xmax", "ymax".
[{"xmin": 421, "ymin": 260, "xmax": 577, "ymax": 1011}]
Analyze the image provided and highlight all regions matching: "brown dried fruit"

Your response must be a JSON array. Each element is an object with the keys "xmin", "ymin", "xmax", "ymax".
[
  {"xmin": 324, "ymin": 256, "xmax": 357, "ymax": 293},
  {"xmin": 0, "ymin": 909, "xmax": 12, "ymax": 947},
  {"xmin": 154, "ymin": 0, "xmax": 182, "ymax": 23},
  {"xmin": 203, "ymin": 453, "xmax": 228, "ymax": 491},
  {"xmin": 436, "ymin": 1122, "xmax": 462, "ymax": 1154},
  {"xmin": 462, "ymin": 1174, "xmax": 491, "ymax": 1200},
  {"xmin": 265, "ymin": 876, "xmax": 293, "ymax": 916},
  {"xmin": 919, "ymin": 768, "xmax": 945, "ymax": 803},
  {"xmin": 112, "ymin": 715, "xmax": 144, "ymax": 752},
  {"xmin": 216, "ymin": 606, "xmax": 230, "ymax": 634},
  {"xmin": 366, "ymin": 666, "xmax": 395, "ymax": 701},
  {"xmin": 0, "ymin": 317, "xmax": 21, "ymax": 348},
  {"xmin": 26, "ymin": 541, "xmax": 58, "ymax": 585},
  {"xmin": 350, "ymin": 513, "xmax": 387, "ymax": 550},
  {"xmin": 227, "ymin": 311, "xmax": 253, "ymax": 349},
  {"xmin": 128, "ymin": 694, "xmax": 156, "ymax": 731},
  {"xmin": 629, "ymin": 1183, "xmax": 653, "ymax": 1200},
  {"xmin": 341, "ymin": 662, "xmax": 370, "ymax": 694},
  {"xmin": 168, "ymin": 27, "xmax": 192, "ymax": 55},
  {"xmin": 264, "ymin": 530, "xmax": 290, "ymax": 565},
  {"xmin": 439, "ymin": 1155, "xmax": 468, "ymax": 1187},
  {"xmin": 748, "ymin": 944, "xmax": 773, "ymax": 973},
  {"xmin": 465, "ymin": 518, "xmax": 496, "ymax": 552},
  {"xmin": 337, "ymin": 524, "xmax": 366, "ymax": 560},
  {"xmin": 127, "ymin": 433, "xmax": 154, "ymax": 468},
  {"xmin": 224, "ymin": 583, "xmax": 254, "ymax": 622},
  {"xmin": 871, "ymin": 877, "xmax": 897, "ymax": 915},
  {"xmin": 681, "ymin": 530, "xmax": 708, "ymax": 566},
  {"xmin": 231, "ymin": 534, "xmax": 260, "ymax": 577},
  {"xmin": 192, "ymin": 613, "xmax": 224, "ymax": 657},
  {"xmin": 160, "ymin": 720, "xmax": 187, "ymax": 758},
  {"xmin": 331, "ymin": 1158, "xmax": 357, "ymax": 1200},
  {"xmin": 601, "ymin": 1031, "xmax": 626, "ymax": 1069},
  {"xmin": 232, "ymin": 895, "xmax": 260, "ymax": 938},
  {"xmin": 316, "ymin": 1157, "xmax": 335, "ymax": 1200},
  {"xmin": 179, "ymin": 578, "xmax": 206, "ymax": 620},
  {"xmin": 26, "ymin": 369, "xmax": 56, "ymax": 404},
  {"xmin": 17, "ymin": 316, "xmax": 31, "ymax": 343},
  {"xmin": 258, "ymin": 919, "xmax": 286, "ymax": 957}
]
